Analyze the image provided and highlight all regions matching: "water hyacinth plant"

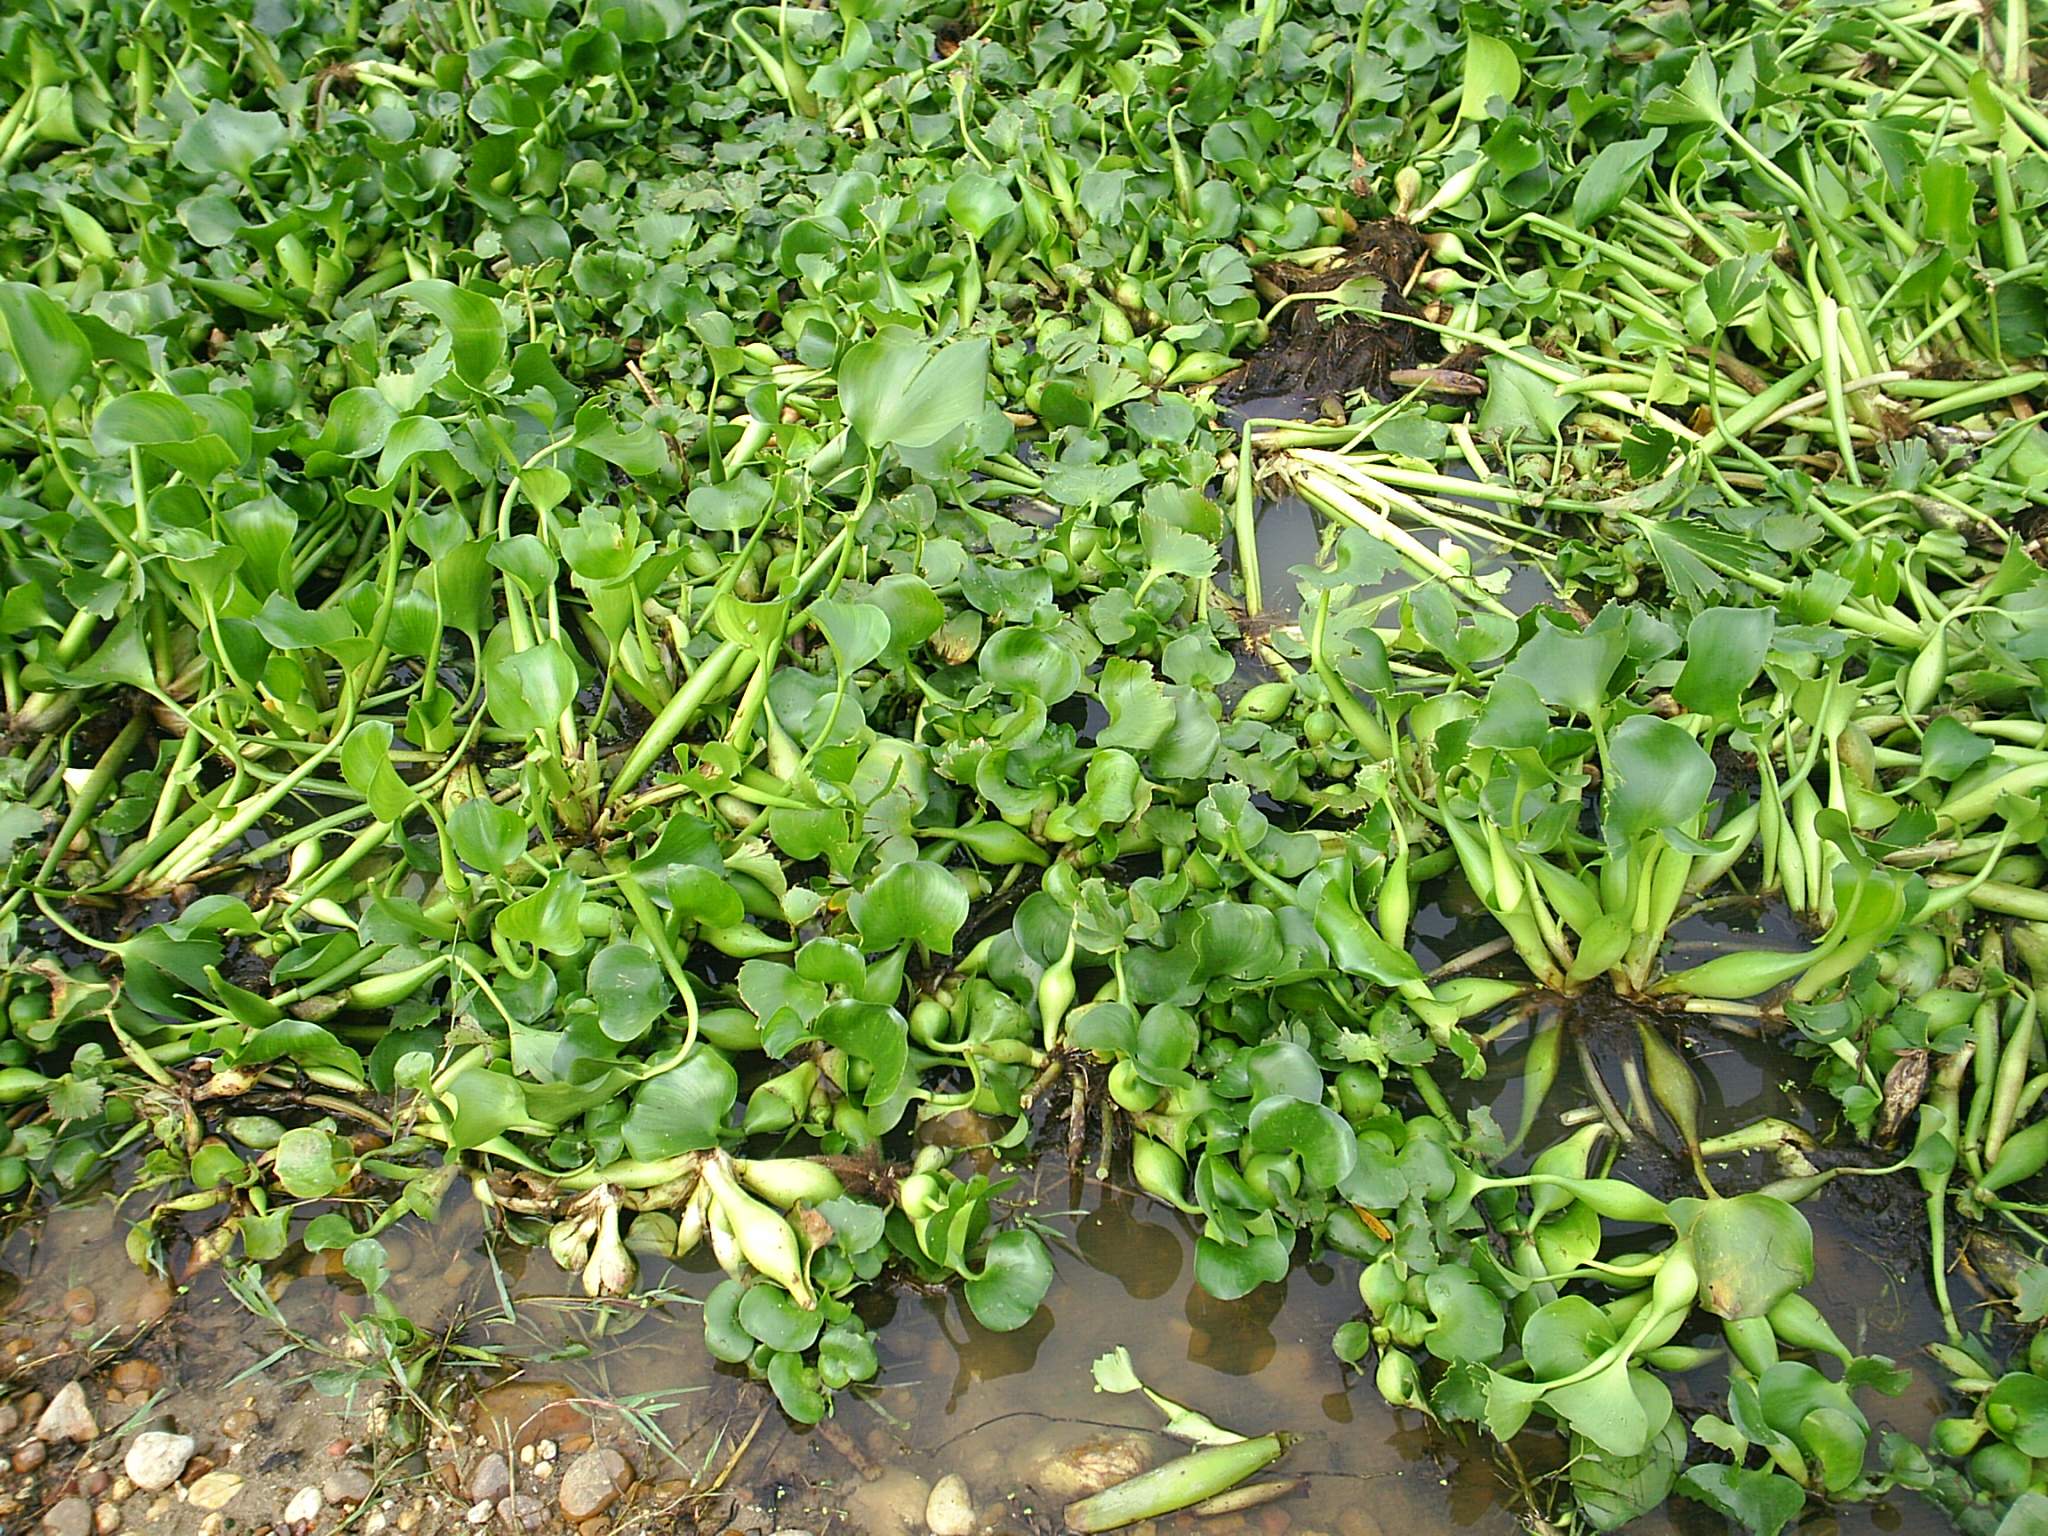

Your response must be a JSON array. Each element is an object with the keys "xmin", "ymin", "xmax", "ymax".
[{"xmin": 1, "ymin": 0, "xmax": 2047, "ymax": 1529}]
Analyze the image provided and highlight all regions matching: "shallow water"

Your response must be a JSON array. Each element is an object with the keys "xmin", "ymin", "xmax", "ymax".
[{"xmin": 0, "ymin": 900, "xmax": 1992, "ymax": 1534}]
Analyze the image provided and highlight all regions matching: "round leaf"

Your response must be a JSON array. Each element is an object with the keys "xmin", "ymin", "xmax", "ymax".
[
  {"xmin": 588, "ymin": 942, "xmax": 670, "ymax": 1043},
  {"xmin": 849, "ymin": 861, "xmax": 968, "ymax": 954},
  {"xmin": 738, "ymin": 1282, "xmax": 824, "ymax": 1353},
  {"xmin": 1690, "ymin": 1195, "xmax": 1813, "ymax": 1320},
  {"xmin": 964, "ymin": 1228, "xmax": 1054, "ymax": 1331}
]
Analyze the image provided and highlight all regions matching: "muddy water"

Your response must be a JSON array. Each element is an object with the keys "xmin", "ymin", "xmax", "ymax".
[
  {"xmin": 400, "ymin": 1162, "xmax": 1522, "ymax": 1536},
  {"xmin": 0, "ymin": 909, "xmax": 1980, "ymax": 1535}
]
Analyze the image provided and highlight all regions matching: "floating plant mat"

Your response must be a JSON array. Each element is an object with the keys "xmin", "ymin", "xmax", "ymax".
[{"xmin": 2, "ymin": 1, "xmax": 2048, "ymax": 1535}]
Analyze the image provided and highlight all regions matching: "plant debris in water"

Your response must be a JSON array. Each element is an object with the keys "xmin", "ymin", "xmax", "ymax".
[
  {"xmin": 1, "ymin": 1, "xmax": 2047, "ymax": 1533},
  {"xmin": 1230, "ymin": 220, "xmax": 1437, "ymax": 403}
]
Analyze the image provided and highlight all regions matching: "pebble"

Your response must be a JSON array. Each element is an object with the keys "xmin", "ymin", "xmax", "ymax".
[
  {"xmin": 220, "ymin": 1410, "xmax": 260, "ymax": 1441},
  {"xmin": 926, "ymin": 1473, "xmax": 974, "ymax": 1536},
  {"xmin": 18, "ymin": 1390, "xmax": 45, "ymax": 1424},
  {"xmin": 0, "ymin": 1402, "xmax": 19, "ymax": 1436},
  {"xmin": 124, "ymin": 1431, "xmax": 196, "ymax": 1492},
  {"xmin": 43, "ymin": 1496, "xmax": 91, "ymax": 1536},
  {"xmin": 92, "ymin": 1506, "xmax": 119, "ymax": 1536},
  {"xmin": 123, "ymin": 1281, "xmax": 173, "ymax": 1327},
  {"xmin": 35, "ymin": 1381, "xmax": 98, "ymax": 1443},
  {"xmin": 845, "ymin": 1468, "xmax": 930, "ymax": 1536},
  {"xmin": 466, "ymin": 1500, "xmax": 496, "ymax": 1526},
  {"xmin": 78, "ymin": 1467, "xmax": 109, "ymax": 1498},
  {"xmin": 284, "ymin": 1486, "xmax": 323, "ymax": 1526},
  {"xmin": 536, "ymin": 1440, "xmax": 557, "ymax": 1462},
  {"xmin": 365, "ymin": 1514, "xmax": 389, "ymax": 1536},
  {"xmin": 1028, "ymin": 1433, "xmax": 1154, "ymax": 1501},
  {"xmin": 324, "ymin": 1467, "xmax": 374, "ymax": 1506},
  {"xmin": 108, "ymin": 1362, "xmax": 159, "ymax": 1395},
  {"xmin": 469, "ymin": 1382, "xmax": 591, "ymax": 1452},
  {"xmin": 199, "ymin": 1516, "xmax": 224, "ymax": 1536},
  {"xmin": 556, "ymin": 1448, "xmax": 631, "ymax": 1521},
  {"xmin": 186, "ymin": 1471, "xmax": 245, "ymax": 1511},
  {"xmin": 497, "ymin": 1493, "xmax": 548, "ymax": 1532},
  {"xmin": 61, "ymin": 1288, "xmax": 97, "ymax": 1327},
  {"xmin": 13, "ymin": 1440, "xmax": 47, "ymax": 1472},
  {"xmin": 467, "ymin": 1453, "xmax": 511, "ymax": 1504}
]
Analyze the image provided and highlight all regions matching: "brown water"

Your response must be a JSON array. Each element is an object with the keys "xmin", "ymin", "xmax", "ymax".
[{"xmin": 0, "ymin": 947, "xmax": 1987, "ymax": 1534}]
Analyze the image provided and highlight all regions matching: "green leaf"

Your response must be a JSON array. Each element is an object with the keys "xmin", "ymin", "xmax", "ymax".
[
  {"xmin": 173, "ymin": 104, "xmax": 288, "ymax": 181},
  {"xmin": 1987, "ymin": 1371, "xmax": 2048, "ymax": 1455},
  {"xmin": 1691, "ymin": 1195, "xmax": 1813, "ymax": 1319},
  {"xmin": 439, "ymin": 1062, "xmax": 532, "ymax": 1151},
  {"xmin": 815, "ymin": 999, "xmax": 909, "ymax": 1106},
  {"xmin": 1918, "ymin": 716, "xmax": 1993, "ymax": 781},
  {"xmin": 979, "ymin": 627, "xmax": 1083, "ymax": 703},
  {"xmin": 1504, "ymin": 614, "xmax": 1626, "ymax": 718},
  {"xmin": 1674, "ymin": 607, "xmax": 1774, "ymax": 721},
  {"xmin": 1642, "ymin": 50, "xmax": 1727, "ymax": 130},
  {"xmin": 1571, "ymin": 131, "xmax": 1668, "ymax": 227},
  {"xmin": 588, "ymin": 942, "xmax": 670, "ymax": 1043},
  {"xmin": 1604, "ymin": 715, "xmax": 1714, "ymax": 841},
  {"xmin": 766, "ymin": 1349, "xmax": 828, "ymax": 1423},
  {"xmin": 703, "ymin": 1279, "xmax": 754, "ymax": 1362},
  {"xmin": 495, "ymin": 870, "xmax": 587, "ymax": 956},
  {"xmin": 622, "ymin": 1049, "xmax": 737, "ymax": 1160},
  {"xmin": 1799, "ymin": 1404, "xmax": 1868, "ymax": 1492},
  {"xmin": 1478, "ymin": 349, "xmax": 1577, "ymax": 438},
  {"xmin": 738, "ymin": 1282, "xmax": 824, "ymax": 1352},
  {"xmin": 341, "ymin": 721, "xmax": 417, "ymax": 822},
  {"xmin": 1096, "ymin": 657, "xmax": 1174, "ymax": 750},
  {"xmin": 1638, "ymin": 519, "xmax": 1759, "ymax": 605},
  {"xmin": 485, "ymin": 637, "xmax": 576, "ymax": 734},
  {"xmin": 964, "ymin": 1228, "xmax": 1054, "ymax": 1331},
  {"xmin": 314, "ymin": 388, "xmax": 398, "ymax": 461},
  {"xmin": 838, "ymin": 328, "xmax": 989, "ymax": 451},
  {"xmin": 273, "ymin": 1126, "xmax": 347, "ymax": 1199},
  {"xmin": 1422, "ymin": 1267, "xmax": 1507, "ymax": 1364},
  {"xmin": 1247, "ymin": 1097, "xmax": 1358, "ymax": 1188},
  {"xmin": 810, "ymin": 598, "xmax": 890, "ymax": 673},
  {"xmin": 1194, "ymin": 1229, "xmax": 1290, "ymax": 1301},
  {"xmin": 0, "ymin": 282, "xmax": 90, "ymax": 409},
  {"xmin": 818, "ymin": 1319, "xmax": 879, "ymax": 1388},
  {"xmin": 448, "ymin": 797, "xmax": 528, "ymax": 872},
  {"xmin": 871, "ymin": 574, "xmax": 945, "ymax": 664},
  {"xmin": 1571, "ymin": 1414, "xmax": 1684, "ymax": 1533},
  {"xmin": 946, "ymin": 172, "xmax": 1016, "ymax": 240},
  {"xmin": 1459, "ymin": 36, "xmax": 1521, "ymax": 120},
  {"xmin": 850, "ymin": 860, "xmax": 968, "ymax": 954},
  {"xmin": 1675, "ymin": 1464, "xmax": 1806, "ymax": 1536},
  {"xmin": 393, "ymin": 279, "xmax": 507, "ymax": 390},
  {"xmin": 1548, "ymin": 1358, "xmax": 1661, "ymax": 1458}
]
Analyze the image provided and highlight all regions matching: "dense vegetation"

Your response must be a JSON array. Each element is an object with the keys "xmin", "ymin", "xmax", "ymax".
[{"xmin": 2, "ymin": 0, "xmax": 2048, "ymax": 1529}]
